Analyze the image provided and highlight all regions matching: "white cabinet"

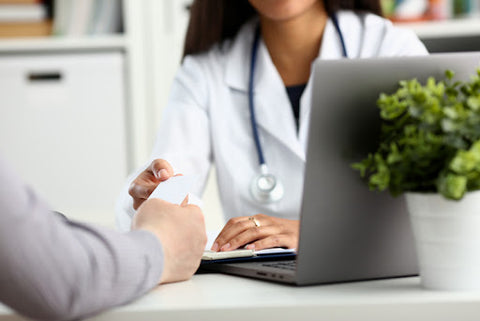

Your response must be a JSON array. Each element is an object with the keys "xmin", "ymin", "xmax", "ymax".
[
  {"xmin": 0, "ymin": 52, "xmax": 127, "ymax": 226},
  {"xmin": 0, "ymin": 0, "xmax": 199, "ymax": 229}
]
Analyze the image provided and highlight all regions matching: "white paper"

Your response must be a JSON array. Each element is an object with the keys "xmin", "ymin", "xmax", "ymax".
[
  {"xmin": 255, "ymin": 248, "xmax": 296, "ymax": 255},
  {"xmin": 202, "ymin": 249, "xmax": 254, "ymax": 260},
  {"xmin": 148, "ymin": 175, "xmax": 202, "ymax": 207}
]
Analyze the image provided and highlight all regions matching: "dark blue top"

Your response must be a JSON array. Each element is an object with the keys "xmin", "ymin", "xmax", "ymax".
[{"xmin": 286, "ymin": 84, "xmax": 307, "ymax": 131}]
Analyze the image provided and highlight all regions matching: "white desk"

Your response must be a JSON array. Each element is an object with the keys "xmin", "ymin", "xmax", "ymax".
[{"xmin": 1, "ymin": 274, "xmax": 480, "ymax": 321}]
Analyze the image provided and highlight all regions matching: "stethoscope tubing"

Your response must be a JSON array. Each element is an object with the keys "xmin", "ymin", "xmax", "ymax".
[
  {"xmin": 248, "ymin": 25, "xmax": 265, "ymax": 166},
  {"xmin": 248, "ymin": 12, "xmax": 347, "ymax": 203},
  {"xmin": 330, "ymin": 12, "xmax": 349, "ymax": 58}
]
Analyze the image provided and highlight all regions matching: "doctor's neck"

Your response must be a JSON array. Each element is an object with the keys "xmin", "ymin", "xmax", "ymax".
[{"xmin": 259, "ymin": 2, "xmax": 328, "ymax": 86}]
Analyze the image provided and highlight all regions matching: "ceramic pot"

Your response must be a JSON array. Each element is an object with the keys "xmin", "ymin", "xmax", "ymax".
[{"xmin": 405, "ymin": 191, "xmax": 480, "ymax": 291}]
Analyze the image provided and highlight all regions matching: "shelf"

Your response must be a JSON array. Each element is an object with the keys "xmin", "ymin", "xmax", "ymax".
[
  {"xmin": 1, "ymin": 18, "xmax": 478, "ymax": 53},
  {"xmin": 395, "ymin": 17, "xmax": 480, "ymax": 39},
  {"xmin": 0, "ymin": 35, "xmax": 127, "ymax": 53}
]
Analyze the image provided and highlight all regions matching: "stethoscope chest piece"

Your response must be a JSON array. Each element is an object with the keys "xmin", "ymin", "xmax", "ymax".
[{"xmin": 250, "ymin": 165, "xmax": 284, "ymax": 203}]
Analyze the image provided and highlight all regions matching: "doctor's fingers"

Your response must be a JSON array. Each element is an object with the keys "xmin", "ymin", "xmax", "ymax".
[
  {"xmin": 247, "ymin": 234, "xmax": 298, "ymax": 251},
  {"xmin": 129, "ymin": 181, "xmax": 159, "ymax": 210},
  {"xmin": 220, "ymin": 225, "xmax": 283, "ymax": 252},
  {"xmin": 212, "ymin": 216, "xmax": 263, "ymax": 251},
  {"xmin": 220, "ymin": 214, "xmax": 268, "ymax": 231}
]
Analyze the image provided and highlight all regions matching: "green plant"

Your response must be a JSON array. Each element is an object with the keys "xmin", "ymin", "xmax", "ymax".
[{"xmin": 353, "ymin": 69, "xmax": 480, "ymax": 200}]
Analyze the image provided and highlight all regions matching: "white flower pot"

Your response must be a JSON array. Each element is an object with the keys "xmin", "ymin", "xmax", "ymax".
[{"xmin": 406, "ymin": 191, "xmax": 480, "ymax": 291}]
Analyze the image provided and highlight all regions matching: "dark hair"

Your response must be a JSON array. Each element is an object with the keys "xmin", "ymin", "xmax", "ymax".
[{"xmin": 183, "ymin": 0, "xmax": 382, "ymax": 58}]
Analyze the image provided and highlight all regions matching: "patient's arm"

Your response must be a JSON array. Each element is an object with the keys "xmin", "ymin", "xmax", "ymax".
[{"xmin": 0, "ymin": 157, "xmax": 163, "ymax": 321}]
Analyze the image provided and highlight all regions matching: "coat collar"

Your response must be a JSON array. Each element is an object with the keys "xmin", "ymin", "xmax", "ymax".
[
  {"xmin": 224, "ymin": 19, "xmax": 256, "ymax": 93},
  {"xmin": 223, "ymin": 15, "xmax": 348, "ymax": 162}
]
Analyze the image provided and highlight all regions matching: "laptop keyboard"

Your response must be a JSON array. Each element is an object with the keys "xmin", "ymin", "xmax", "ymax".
[{"xmin": 261, "ymin": 260, "xmax": 296, "ymax": 271}]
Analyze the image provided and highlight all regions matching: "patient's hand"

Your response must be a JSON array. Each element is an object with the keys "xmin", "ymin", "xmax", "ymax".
[
  {"xmin": 129, "ymin": 159, "xmax": 175, "ymax": 210},
  {"xmin": 211, "ymin": 214, "xmax": 299, "ymax": 252},
  {"xmin": 132, "ymin": 197, "xmax": 207, "ymax": 284}
]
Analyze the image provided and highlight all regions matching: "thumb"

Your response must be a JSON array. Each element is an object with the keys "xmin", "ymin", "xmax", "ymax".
[
  {"xmin": 149, "ymin": 159, "xmax": 174, "ymax": 181},
  {"xmin": 154, "ymin": 168, "xmax": 170, "ymax": 181}
]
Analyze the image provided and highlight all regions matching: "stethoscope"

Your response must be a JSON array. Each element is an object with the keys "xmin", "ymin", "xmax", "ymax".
[{"xmin": 249, "ymin": 12, "xmax": 348, "ymax": 203}]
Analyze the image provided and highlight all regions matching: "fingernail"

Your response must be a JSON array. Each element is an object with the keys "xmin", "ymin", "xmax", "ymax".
[
  {"xmin": 220, "ymin": 243, "xmax": 231, "ymax": 251},
  {"xmin": 246, "ymin": 244, "xmax": 255, "ymax": 250},
  {"xmin": 211, "ymin": 243, "xmax": 219, "ymax": 252},
  {"xmin": 158, "ymin": 169, "xmax": 168, "ymax": 179}
]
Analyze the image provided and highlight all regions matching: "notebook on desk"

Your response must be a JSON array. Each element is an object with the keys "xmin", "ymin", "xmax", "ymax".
[
  {"xmin": 202, "ymin": 249, "xmax": 296, "ymax": 264},
  {"xmin": 201, "ymin": 230, "xmax": 296, "ymax": 263},
  {"xmin": 199, "ymin": 52, "xmax": 480, "ymax": 285}
]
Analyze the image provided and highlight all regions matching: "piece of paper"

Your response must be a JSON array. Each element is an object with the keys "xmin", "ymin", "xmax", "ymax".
[
  {"xmin": 255, "ymin": 248, "xmax": 296, "ymax": 255},
  {"xmin": 148, "ymin": 175, "xmax": 202, "ymax": 207},
  {"xmin": 202, "ymin": 249, "xmax": 254, "ymax": 260}
]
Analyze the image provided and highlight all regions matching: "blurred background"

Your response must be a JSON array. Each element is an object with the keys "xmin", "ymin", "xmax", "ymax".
[{"xmin": 0, "ymin": 0, "xmax": 479, "ymax": 230}]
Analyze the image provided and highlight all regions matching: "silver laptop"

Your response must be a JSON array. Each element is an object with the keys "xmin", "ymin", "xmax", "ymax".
[{"xmin": 200, "ymin": 52, "xmax": 480, "ymax": 285}]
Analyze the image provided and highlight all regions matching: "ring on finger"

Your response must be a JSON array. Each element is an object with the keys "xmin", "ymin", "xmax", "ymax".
[{"xmin": 248, "ymin": 216, "xmax": 260, "ymax": 227}]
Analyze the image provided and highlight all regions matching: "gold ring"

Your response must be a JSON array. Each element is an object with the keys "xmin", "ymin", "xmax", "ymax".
[{"xmin": 249, "ymin": 216, "xmax": 260, "ymax": 227}]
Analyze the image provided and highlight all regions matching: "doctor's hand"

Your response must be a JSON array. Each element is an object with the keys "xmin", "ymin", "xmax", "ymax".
[
  {"xmin": 129, "ymin": 159, "xmax": 175, "ymax": 210},
  {"xmin": 211, "ymin": 214, "xmax": 299, "ymax": 252},
  {"xmin": 132, "ymin": 197, "xmax": 207, "ymax": 284}
]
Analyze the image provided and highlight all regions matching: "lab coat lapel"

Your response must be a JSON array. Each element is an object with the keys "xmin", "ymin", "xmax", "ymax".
[
  {"xmin": 224, "ymin": 21, "xmax": 305, "ymax": 162},
  {"xmin": 298, "ymin": 18, "xmax": 344, "ymax": 151},
  {"xmin": 254, "ymin": 39, "xmax": 305, "ymax": 161}
]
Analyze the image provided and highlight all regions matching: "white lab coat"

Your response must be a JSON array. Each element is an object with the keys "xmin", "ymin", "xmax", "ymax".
[{"xmin": 116, "ymin": 11, "xmax": 428, "ymax": 231}]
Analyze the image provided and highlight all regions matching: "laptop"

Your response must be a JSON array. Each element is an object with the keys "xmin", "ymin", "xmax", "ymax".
[{"xmin": 199, "ymin": 52, "xmax": 480, "ymax": 285}]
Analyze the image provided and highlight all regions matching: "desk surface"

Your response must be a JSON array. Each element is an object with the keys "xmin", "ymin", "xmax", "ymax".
[{"xmin": 1, "ymin": 274, "xmax": 480, "ymax": 321}]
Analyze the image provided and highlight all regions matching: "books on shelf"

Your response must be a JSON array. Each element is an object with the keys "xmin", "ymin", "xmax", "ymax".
[
  {"xmin": 53, "ymin": 0, "xmax": 123, "ymax": 36},
  {"xmin": 0, "ymin": 0, "xmax": 52, "ymax": 38},
  {"xmin": 0, "ymin": 0, "xmax": 123, "ymax": 38},
  {"xmin": 382, "ymin": 0, "xmax": 480, "ymax": 22},
  {"xmin": 0, "ymin": 0, "xmax": 41, "ymax": 3},
  {"xmin": 0, "ymin": 4, "xmax": 47, "ymax": 22},
  {"xmin": 0, "ymin": 19, "xmax": 51, "ymax": 37}
]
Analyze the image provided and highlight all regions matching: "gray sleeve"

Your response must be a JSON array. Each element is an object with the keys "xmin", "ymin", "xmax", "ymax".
[{"xmin": 0, "ymin": 156, "xmax": 164, "ymax": 321}]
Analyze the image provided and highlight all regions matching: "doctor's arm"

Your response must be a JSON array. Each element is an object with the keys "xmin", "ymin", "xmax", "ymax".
[
  {"xmin": 0, "ymin": 157, "xmax": 206, "ymax": 321},
  {"xmin": 116, "ymin": 56, "xmax": 212, "ymax": 230}
]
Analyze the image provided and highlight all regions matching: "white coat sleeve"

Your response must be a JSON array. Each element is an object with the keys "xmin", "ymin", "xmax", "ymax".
[{"xmin": 116, "ymin": 55, "xmax": 212, "ymax": 230}]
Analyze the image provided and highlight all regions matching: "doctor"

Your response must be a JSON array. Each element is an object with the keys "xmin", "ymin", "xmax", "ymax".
[{"xmin": 117, "ymin": 0, "xmax": 428, "ymax": 251}]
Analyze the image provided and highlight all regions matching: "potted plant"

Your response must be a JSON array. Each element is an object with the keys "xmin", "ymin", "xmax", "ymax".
[{"xmin": 353, "ymin": 69, "xmax": 480, "ymax": 291}]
